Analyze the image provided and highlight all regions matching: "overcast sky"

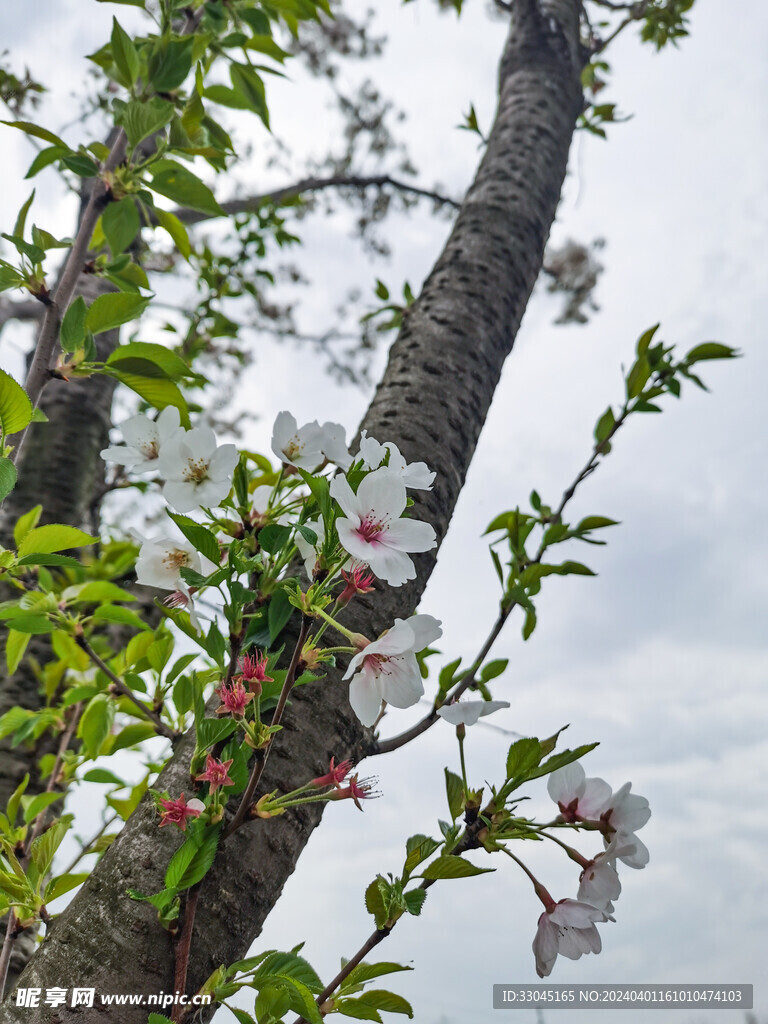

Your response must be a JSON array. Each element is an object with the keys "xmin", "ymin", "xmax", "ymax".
[{"xmin": 1, "ymin": 1, "xmax": 766, "ymax": 1022}]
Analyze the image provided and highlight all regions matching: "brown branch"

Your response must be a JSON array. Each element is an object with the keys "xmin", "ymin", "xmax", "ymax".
[
  {"xmin": 172, "ymin": 174, "xmax": 461, "ymax": 226},
  {"xmin": 0, "ymin": 297, "xmax": 43, "ymax": 330},
  {"xmin": 172, "ymin": 885, "xmax": 200, "ymax": 1024},
  {"xmin": 75, "ymin": 635, "xmax": 179, "ymax": 742},
  {"xmin": 9, "ymin": 129, "xmax": 127, "ymax": 464}
]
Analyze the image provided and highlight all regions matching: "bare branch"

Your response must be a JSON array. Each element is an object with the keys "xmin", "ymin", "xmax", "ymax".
[{"xmin": 172, "ymin": 173, "xmax": 461, "ymax": 226}]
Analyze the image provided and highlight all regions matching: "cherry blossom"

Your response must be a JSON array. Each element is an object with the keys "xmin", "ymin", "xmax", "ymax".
[
  {"xmin": 437, "ymin": 699, "xmax": 510, "ymax": 727},
  {"xmin": 163, "ymin": 587, "xmax": 202, "ymax": 634},
  {"xmin": 195, "ymin": 754, "xmax": 235, "ymax": 793},
  {"xmin": 311, "ymin": 757, "xmax": 353, "ymax": 789},
  {"xmin": 343, "ymin": 614, "xmax": 443, "ymax": 726},
  {"xmin": 328, "ymin": 773, "xmax": 378, "ymax": 810},
  {"xmin": 215, "ymin": 679, "xmax": 254, "ymax": 718},
  {"xmin": 271, "ymin": 412, "xmax": 351, "ymax": 470},
  {"xmin": 238, "ymin": 650, "xmax": 273, "ymax": 693},
  {"xmin": 577, "ymin": 847, "xmax": 622, "ymax": 914},
  {"xmin": 532, "ymin": 899, "xmax": 608, "ymax": 978},
  {"xmin": 337, "ymin": 565, "xmax": 376, "ymax": 608},
  {"xmin": 599, "ymin": 782, "xmax": 651, "ymax": 868},
  {"xmin": 135, "ymin": 536, "xmax": 201, "ymax": 592},
  {"xmin": 547, "ymin": 762, "xmax": 612, "ymax": 823},
  {"xmin": 157, "ymin": 424, "xmax": 238, "ymax": 512},
  {"xmin": 358, "ymin": 430, "xmax": 435, "ymax": 490},
  {"xmin": 100, "ymin": 406, "xmax": 184, "ymax": 474},
  {"xmin": 157, "ymin": 793, "xmax": 205, "ymax": 831},
  {"xmin": 330, "ymin": 467, "xmax": 436, "ymax": 587}
]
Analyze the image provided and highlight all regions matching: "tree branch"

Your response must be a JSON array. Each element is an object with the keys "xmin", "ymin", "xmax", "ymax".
[{"xmin": 172, "ymin": 174, "xmax": 460, "ymax": 226}]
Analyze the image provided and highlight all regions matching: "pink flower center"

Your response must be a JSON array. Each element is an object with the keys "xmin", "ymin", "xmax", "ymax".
[{"xmin": 356, "ymin": 513, "xmax": 388, "ymax": 543}]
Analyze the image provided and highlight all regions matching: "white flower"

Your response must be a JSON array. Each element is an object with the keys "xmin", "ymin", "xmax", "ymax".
[
  {"xmin": 532, "ymin": 899, "xmax": 608, "ymax": 978},
  {"xmin": 294, "ymin": 518, "xmax": 325, "ymax": 578},
  {"xmin": 330, "ymin": 467, "xmax": 436, "ymax": 587},
  {"xmin": 547, "ymin": 763, "xmax": 612, "ymax": 822},
  {"xmin": 271, "ymin": 412, "xmax": 351, "ymax": 470},
  {"xmin": 577, "ymin": 850, "xmax": 622, "ymax": 914},
  {"xmin": 358, "ymin": 430, "xmax": 435, "ymax": 490},
  {"xmin": 437, "ymin": 699, "xmax": 510, "ymax": 727},
  {"xmin": 100, "ymin": 406, "xmax": 184, "ymax": 474},
  {"xmin": 319, "ymin": 421, "xmax": 352, "ymax": 471},
  {"xmin": 135, "ymin": 536, "xmax": 202, "ymax": 591},
  {"xmin": 157, "ymin": 425, "xmax": 238, "ymax": 512},
  {"xmin": 343, "ymin": 614, "xmax": 443, "ymax": 726},
  {"xmin": 251, "ymin": 485, "xmax": 274, "ymax": 516},
  {"xmin": 599, "ymin": 782, "xmax": 651, "ymax": 868}
]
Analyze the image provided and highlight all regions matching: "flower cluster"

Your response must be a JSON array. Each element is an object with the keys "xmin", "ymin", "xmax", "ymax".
[{"xmin": 530, "ymin": 763, "xmax": 651, "ymax": 977}]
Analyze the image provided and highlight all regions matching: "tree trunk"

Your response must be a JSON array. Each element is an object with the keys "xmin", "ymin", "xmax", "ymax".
[{"xmin": 1, "ymin": 2, "xmax": 584, "ymax": 1018}]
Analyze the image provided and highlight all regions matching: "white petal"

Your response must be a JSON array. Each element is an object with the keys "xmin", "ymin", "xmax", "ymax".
[
  {"xmin": 356, "ymin": 467, "xmax": 406, "ymax": 520},
  {"xmin": 358, "ymin": 430, "xmax": 386, "ymax": 469},
  {"xmin": 382, "ymin": 517, "xmax": 436, "ymax": 553},
  {"xmin": 320, "ymin": 421, "xmax": 352, "ymax": 470},
  {"xmin": 162, "ymin": 480, "xmax": 199, "ymax": 513},
  {"xmin": 100, "ymin": 445, "xmax": 144, "ymax": 467},
  {"xmin": 330, "ymin": 475, "xmax": 362, "ymax": 524},
  {"xmin": 337, "ymin": 519, "xmax": 375, "ymax": 563},
  {"xmin": 406, "ymin": 613, "xmax": 443, "ymax": 650},
  {"xmin": 400, "ymin": 461, "xmax": 435, "ymax": 490},
  {"xmin": 378, "ymin": 653, "xmax": 424, "ymax": 709},
  {"xmin": 348, "ymin": 670, "xmax": 383, "ymax": 726},
  {"xmin": 208, "ymin": 443, "xmax": 239, "ymax": 481},
  {"xmin": 156, "ymin": 404, "xmax": 182, "ymax": 440},
  {"xmin": 548, "ymin": 763, "xmax": 586, "ymax": 805},
  {"xmin": 366, "ymin": 544, "xmax": 416, "ymax": 587}
]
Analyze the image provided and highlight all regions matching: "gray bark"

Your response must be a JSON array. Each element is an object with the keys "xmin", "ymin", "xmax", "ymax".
[{"xmin": 1, "ymin": 2, "xmax": 584, "ymax": 1019}]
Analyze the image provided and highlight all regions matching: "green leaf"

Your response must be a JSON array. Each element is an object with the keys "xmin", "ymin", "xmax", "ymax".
[
  {"xmin": 150, "ymin": 162, "xmax": 224, "ymax": 217},
  {"xmin": 83, "ymin": 768, "xmax": 126, "ymax": 785},
  {"xmin": 229, "ymin": 63, "xmax": 270, "ymax": 128},
  {"xmin": 403, "ymin": 834, "xmax": 441, "ymax": 879},
  {"xmin": 45, "ymin": 872, "xmax": 89, "ymax": 903},
  {"xmin": 92, "ymin": 605, "xmax": 149, "ymax": 631},
  {"xmin": 444, "ymin": 767, "xmax": 464, "ymax": 821},
  {"xmin": 60, "ymin": 296, "xmax": 88, "ymax": 353},
  {"xmin": 626, "ymin": 356, "xmax": 651, "ymax": 399},
  {"xmin": 594, "ymin": 406, "xmax": 615, "ymax": 444},
  {"xmin": 18, "ymin": 523, "xmax": 96, "ymax": 558},
  {"xmin": 1, "ymin": 120, "xmax": 67, "ymax": 148},
  {"xmin": 107, "ymin": 341, "xmax": 197, "ymax": 382},
  {"xmin": 13, "ymin": 189, "xmax": 35, "ymax": 239},
  {"xmin": 685, "ymin": 342, "xmax": 738, "ymax": 363},
  {"xmin": 342, "ymin": 963, "xmax": 413, "ymax": 990},
  {"xmin": 577, "ymin": 516, "xmax": 619, "ymax": 532},
  {"xmin": 480, "ymin": 658, "xmax": 508, "ymax": 682},
  {"xmin": 165, "ymin": 826, "xmax": 220, "ymax": 890},
  {"xmin": 0, "ymin": 458, "xmax": 17, "ymax": 502},
  {"xmin": 6, "ymin": 629, "xmax": 30, "ymax": 674},
  {"xmin": 402, "ymin": 889, "xmax": 427, "ymax": 917},
  {"xmin": 86, "ymin": 292, "xmax": 149, "ymax": 334},
  {"xmin": 636, "ymin": 323, "xmax": 660, "ymax": 355},
  {"xmin": 0, "ymin": 368, "xmax": 33, "ymax": 436},
  {"xmin": 253, "ymin": 951, "xmax": 323, "ymax": 993},
  {"xmin": 527, "ymin": 742, "xmax": 599, "ymax": 782},
  {"xmin": 121, "ymin": 98, "xmax": 175, "ymax": 149},
  {"xmin": 25, "ymin": 145, "xmax": 70, "ymax": 179},
  {"xmin": 16, "ymin": 553, "xmax": 82, "ymax": 568},
  {"xmin": 154, "ymin": 207, "xmax": 191, "ymax": 260},
  {"xmin": 102, "ymin": 197, "xmax": 140, "ymax": 255},
  {"xmin": 109, "ymin": 722, "xmax": 157, "ymax": 753},
  {"xmin": 148, "ymin": 36, "xmax": 194, "ymax": 92},
  {"xmin": 334, "ymin": 999, "xmax": 382, "ymax": 1022},
  {"xmin": 78, "ymin": 693, "xmax": 115, "ymax": 758},
  {"xmin": 358, "ymin": 991, "xmax": 414, "ymax": 1018},
  {"xmin": 268, "ymin": 588, "xmax": 294, "ymax": 644},
  {"xmin": 111, "ymin": 17, "xmax": 139, "ymax": 85},
  {"xmin": 364, "ymin": 876, "xmax": 389, "ymax": 930},
  {"xmin": 506, "ymin": 736, "xmax": 543, "ymax": 780},
  {"xmin": 420, "ymin": 855, "xmax": 493, "ymax": 880},
  {"xmin": 195, "ymin": 716, "xmax": 237, "ymax": 751},
  {"xmin": 108, "ymin": 369, "xmax": 189, "ymax": 426},
  {"xmin": 23, "ymin": 790, "xmax": 64, "ymax": 825}
]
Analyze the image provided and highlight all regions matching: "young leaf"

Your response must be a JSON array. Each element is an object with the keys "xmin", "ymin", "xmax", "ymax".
[
  {"xmin": 0, "ymin": 458, "xmax": 17, "ymax": 502},
  {"xmin": 17, "ymin": 523, "xmax": 96, "ymax": 558},
  {"xmin": 102, "ymin": 197, "xmax": 140, "ymax": 255},
  {"xmin": 150, "ymin": 162, "xmax": 224, "ymax": 217},
  {"xmin": 85, "ymin": 292, "xmax": 149, "ymax": 334},
  {"xmin": 0, "ymin": 368, "xmax": 33, "ymax": 436},
  {"xmin": 111, "ymin": 17, "xmax": 140, "ymax": 85},
  {"xmin": 420, "ymin": 855, "xmax": 493, "ymax": 880}
]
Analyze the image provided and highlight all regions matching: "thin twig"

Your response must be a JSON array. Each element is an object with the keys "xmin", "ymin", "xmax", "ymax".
[
  {"xmin": 172, "ymin": 174, "xmax": 460, "ymax": 226},
  {"xmin": 10, "ymin": 129, "xmax": 127, "ymax": 464},
  {"xmin": 172, "ymin": 885, "xmax": 200, "ymax": 1024},
  {"xmin": 75, "ymin": 635, "xmax": 179, "ymax": 741},
  {"xmin": 57, "ymin": 813, "xmax": 120, "ymax": 878},
  {"xmin": 374, "ymin": 404, "xmax": 632, "ymax": 755},
  {"xmin": 223, "ymin": 616, "xmax": 310, "ymax": 839}
]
